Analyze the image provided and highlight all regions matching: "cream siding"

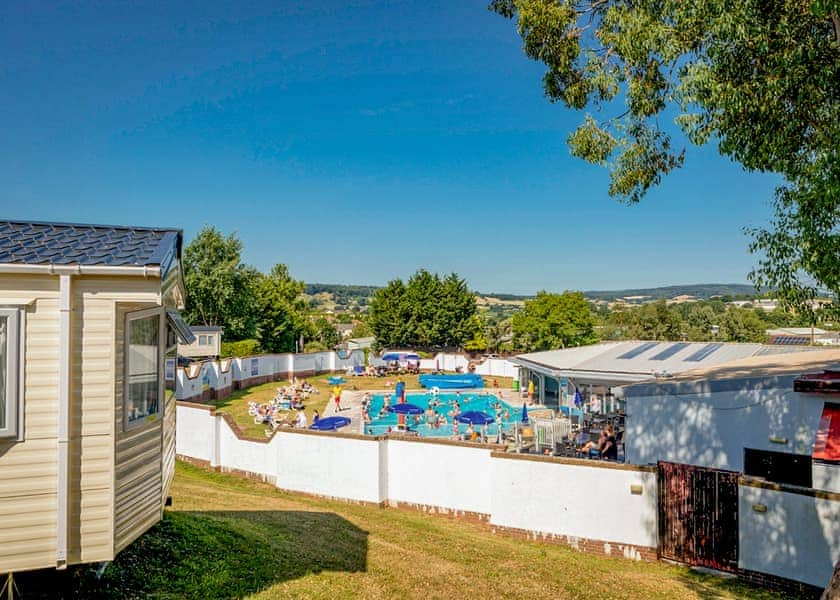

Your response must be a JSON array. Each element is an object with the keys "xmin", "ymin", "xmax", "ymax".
[
  {"xmin": 0, "ymin": 273, "xmax": 171, "ymax": 574},
  {"xmin": 0, "ymin": 276, "xmax": 60, "ymax": 572},
  {"xmin": 113, "ymin": 299, "xmax": 168, "ymax": 554}
]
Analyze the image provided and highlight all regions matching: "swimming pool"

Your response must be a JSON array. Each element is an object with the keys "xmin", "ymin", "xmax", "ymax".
[{"xmin": 363, "ymin": 391, "xmax": 522, "ymax": 438}]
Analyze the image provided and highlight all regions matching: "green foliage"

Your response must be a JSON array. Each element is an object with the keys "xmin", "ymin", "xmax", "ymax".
[
  {"xmin": 182, "ymin": 226, "xmax": 260, "ymax": 340},
  {"xmin": 492, "ymin": 0, "xmax": 840, "ymax": 311},
  {"xmin": 368, "ymin": 270, "xmax": 479, "ymax": 349},
  {"xmin": 313, "ymin": 316, "xmax": 341, "ymax": 349},
  {"xmin": 350, "ymin": 320, "xmax": 373, "ymax": 338},
  {"xmin": 220, "ymin": 338, "xmax": 262, "ymax": 358},
  {"xmin": 255, "ymin": 264, "xmax": 310, "ymax": 353},
  {"xmin": 511, "ymin": 291, "xmax": 598, "ymax": 351}
]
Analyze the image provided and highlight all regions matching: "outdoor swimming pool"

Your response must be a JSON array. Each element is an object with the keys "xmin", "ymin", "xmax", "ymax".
[{"xmin": 363, "ymin": 391, "xmax": 523, "ymax": 438}]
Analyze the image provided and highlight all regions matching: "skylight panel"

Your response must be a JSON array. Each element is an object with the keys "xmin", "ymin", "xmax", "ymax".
[
  {"xmin": 617, "ymin": 342, "xmax": 659, "ymax": 360},
  {"xmin": 684, "ymin": 343, "xmax": 723, "ymax": 362},
  {"xmin": 650, "ymin": 343, "xmax": 689, "ymax": 361}
]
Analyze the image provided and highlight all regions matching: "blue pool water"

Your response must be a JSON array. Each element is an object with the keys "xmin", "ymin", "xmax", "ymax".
[{"xmin": 363, "ymin": 391, "xmax": 521, "ymax": 438}]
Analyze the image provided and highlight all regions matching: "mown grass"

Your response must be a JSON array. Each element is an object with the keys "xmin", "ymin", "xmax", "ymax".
[
  {"xmin": 210, "ymin": 374, "xmax": 515, "ymax": 438},
  {"xmin": 63, "ymin": 461, "xmax": 805, "ymax": 599}
]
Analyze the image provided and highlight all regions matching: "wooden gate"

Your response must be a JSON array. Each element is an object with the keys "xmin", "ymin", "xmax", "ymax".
[{"xmin": 657, "ymin": 461, "xmax": 739, "ymax": 571}]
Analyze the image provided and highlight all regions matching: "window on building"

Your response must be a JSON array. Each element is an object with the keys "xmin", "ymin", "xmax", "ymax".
[
  {"xmin": 199, "ymin": 335, "xmax": 208, "ymax": 345},
  {"xmin": 206, "ymin": 335, "xmax": 214, "ymax": 346},
  {"xmin": 125, "ymin": 308, "xmax": 161, "ymax": 429},
  {"xmin": 0, "ymin": 307, "xmax": 23, "ymax": 439}
]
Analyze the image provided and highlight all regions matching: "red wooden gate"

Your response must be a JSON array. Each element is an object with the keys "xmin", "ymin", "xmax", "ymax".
[{"xmin": 657, "ymin": 461, "xmax": 739, "ymax": 571}]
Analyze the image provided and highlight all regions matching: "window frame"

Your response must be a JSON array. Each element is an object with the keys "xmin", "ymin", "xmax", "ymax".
[
  {"xmin": 124, "ymin": 306, "xmax": 164, "ymax": 431},
  {"xmin": 0, "ymin": 306, "xmax": 24, "ymax": 440}
]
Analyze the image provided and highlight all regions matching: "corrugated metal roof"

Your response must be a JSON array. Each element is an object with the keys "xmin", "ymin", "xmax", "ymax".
[
  {"xmin": 513, "ymin": 341, "xmax": 762, "ymax": 376},
  {"xmin": 0, "ymin": 220, "xmax": 181, "ymax": 271}
]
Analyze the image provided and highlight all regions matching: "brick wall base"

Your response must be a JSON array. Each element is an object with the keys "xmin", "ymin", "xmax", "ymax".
[{"xmin": 737, "ymin": 568, "xmax": 823, "ymax": 598}]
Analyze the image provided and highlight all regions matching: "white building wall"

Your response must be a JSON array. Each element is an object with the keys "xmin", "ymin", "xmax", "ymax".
[
  {"xmin": 739, "ymin": 483, "xmax": 840, "ymax": 588},
  {"xmin": 274, "ymin": 431, "xmax": 384, "ymax": 504},
  {"xmin": 813, "ymin": 462, "xmax": 840, "ymax": 494},
  {"xmin": 490, "ymin": 456, "xmax": 658, "ymax": 553},
  {"xmin": 175, "ymin": 404, "xmax": 216, "ymax": 462},
  {"xmin": 474, "ymin": 358, "xmax": 519, "ymax": 378},
  {"xmin": 386, "ymin": 440, "xmax": 493, "ymax": 514},
  {"xmin": 626, "ymin": 387, "xmax": 825, "ymax": 472}
]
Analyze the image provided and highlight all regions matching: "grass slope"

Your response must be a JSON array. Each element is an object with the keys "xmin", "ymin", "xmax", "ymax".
[{"xmin": 64, "ymin": 462, "xmax": 801, "ymax": 599}]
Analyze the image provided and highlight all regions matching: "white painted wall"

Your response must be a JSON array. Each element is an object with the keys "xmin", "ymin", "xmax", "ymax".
[
  {"xmin": 626, "ymin": 387, "xmax": 825, "ymax": 471},
  {"xmin": 274, "ymin": 431, "xmax": 385, "ymax": 504},
  {"xmin": 175, "ymin": 404, "xmax": 215, "ymax": 462},
  {"xmin": 490, "ymin": 457, "xmax": 658, "ymax": 553},
  {"xmin": 474, "ymin": 358, "xmax": 519, "ymax": 378},
  {"xmin": 387, "ymin": 440, "xmax": 493, "ymax": 514},
  {"xmin": 217, "ymin": 422, "xmax": 279, "ymax": 480},
  {"xmin": 813, "ymin": 462, "xmax": 840, "ymax": 493},
  {"xmin": 739, "ymin": 484, "xmax": 840, "ymax": 588}
]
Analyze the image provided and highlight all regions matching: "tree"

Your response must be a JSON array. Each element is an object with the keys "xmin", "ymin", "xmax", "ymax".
[
  {"xmin": 182, "ymin": 226, "xmax": 259, "ymax": 340},
  {"xmin": 368, "ymin": 270, "xmax": 479, "ymax": 349},
  {"xmin": 511, "ymin": 291, "xmax": 597, "ymax": 351},
  {"xmin": 719, "ymin": 307, "xmax": 768, "ymax": 343},
  {"xmin": 491, "ymin": 0, "xmax": 840, "ymax": 311},
  {"xmin": 312, "ymin": 316, "xmax": 341, "ymax": 349},
  {"xmin": 255, "ymin": 264, "xmax": 310, "ymax": 353}
]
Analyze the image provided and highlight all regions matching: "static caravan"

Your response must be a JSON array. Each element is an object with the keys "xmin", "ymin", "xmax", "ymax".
[
  {"xmin": 0, "ymin": 220, "xmax": 194, "ymax": 577},
  {"xmin": 178, "ymin": 325, "xmax": 223, "ymax": 359}
]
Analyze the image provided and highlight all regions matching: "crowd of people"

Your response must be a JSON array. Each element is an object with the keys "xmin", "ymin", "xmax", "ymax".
[{"xmin": 248, "ymin": 377, "xmax": 320, "ymax": 431}]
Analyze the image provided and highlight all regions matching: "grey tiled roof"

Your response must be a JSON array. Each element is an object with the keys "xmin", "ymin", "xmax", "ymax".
[{"xmin": 0, "ymin": 220, "xmax": 182, "ymax": 270}]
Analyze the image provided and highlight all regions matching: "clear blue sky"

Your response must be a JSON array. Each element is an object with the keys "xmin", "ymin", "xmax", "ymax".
[{"xmin": 0, "ymin": 1, "xmax": 779, "ymax": 294}]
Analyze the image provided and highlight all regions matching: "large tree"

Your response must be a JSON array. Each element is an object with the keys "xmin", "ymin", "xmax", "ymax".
[
  {"xmin": 368, "ymin": 270, "xmax": 479, "ymax": 349},
  {"xmin": 255, "ymin": 264, "xmax": 310, "ymax": 353},
  {"xmin": 491, "ymin": 0, "xmax": 840, "ymax": 312},
  {"xmin": 182, "ymin": 226, "xmax": 259, "ymax": 340},
  {"xmin": 511, "ymin": 291, "xmax": 598, "ymax": 351}
]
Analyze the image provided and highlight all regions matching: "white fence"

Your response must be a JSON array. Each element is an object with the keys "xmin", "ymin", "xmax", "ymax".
[
  {"xmin": 176, "ymin": 401, "xmax": 840, "ymax": 590},
  {"xmin": 417, "ymin": 353, "xmax": 519, "ymax": 378},
  {"xmin": 176, "ymin": 349, "xmax": 366, "ymax": 401}
]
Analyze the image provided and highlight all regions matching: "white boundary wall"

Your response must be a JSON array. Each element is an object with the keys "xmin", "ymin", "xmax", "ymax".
[
  {"xmin": 387, "ymin": 439, "xmax": 494, "ymax": 515},
  {"xmin": 490, "ymin": 456, "xmax": 657, "ymax": 555},
  {"xmin": 175, "ymin": 402, "xmax": 840, "ymax": 588},
  {"xmin": 740, "ymin": 482, "xmax": 840, "ymax": 588}
]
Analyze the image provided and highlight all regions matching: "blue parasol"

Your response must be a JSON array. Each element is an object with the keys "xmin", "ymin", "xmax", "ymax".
[
  {"xmin": 387, "ymin": 403, "xmax": 424, "ymax": 415},
  {"xmin": 309, "ymin": 416, "xmax": 351, "ymax": 431},
  {"xmin": 456, "ymin": 410, "xmax": 494, "ymax": 425},
  {"xmin": 382, "ymin": 352, "xmax": 421, "ymax": 362},
  {"xmin": 521, "ymin": 403, "xmax": 529, "ymax": 424}
]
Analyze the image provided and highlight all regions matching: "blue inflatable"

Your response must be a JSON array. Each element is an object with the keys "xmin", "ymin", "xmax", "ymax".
[{"xmin": 418, "ymin": 373, "xmax": 484, "ymax": 389}]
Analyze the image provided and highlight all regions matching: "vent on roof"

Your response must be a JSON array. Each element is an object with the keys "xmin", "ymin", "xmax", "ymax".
[
  {"xmin": 617, "ymin": 342, "xmax": 659, "ymax": 360},
  {"xmin": 684, "ymin": 343, "xmax": 723, "ymax": 362},
  {"xmin": 650, "ymin": 343, "xmax": 689, "ymax": 361}
]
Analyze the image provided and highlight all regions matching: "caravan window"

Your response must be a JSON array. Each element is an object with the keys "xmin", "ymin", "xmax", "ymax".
[
  {"xmin": 0, "ymin": 307, "xmax": 23, "ymax": 439},
  {"xmin": 125, "ymin": 308, "xmax": 161, "ymax": 429}
]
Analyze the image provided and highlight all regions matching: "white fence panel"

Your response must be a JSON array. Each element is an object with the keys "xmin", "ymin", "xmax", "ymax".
[
  {"xmin": 387, "ymin": 440, "xmax": 493, "ymax": 515},
  {"xmin": 739, "ymin": 483, "xmax": 840, "ymax": 588},
  {"xmin": 489, "ymin": 456, "xmax": 657, "ymax": 553}
]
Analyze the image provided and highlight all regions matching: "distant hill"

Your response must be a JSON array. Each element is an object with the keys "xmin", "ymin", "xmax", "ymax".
[
  {"xmin": 303, "ymin": 282, "xmax": 761, "ymax": 311},
  {"xmin": 582, "ymin": 283, "xmax": 758, "ymax": 302}
]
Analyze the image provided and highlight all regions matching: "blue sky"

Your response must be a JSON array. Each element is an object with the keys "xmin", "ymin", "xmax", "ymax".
[{"xmin": 0, "ymin": 1, "xmax": 779, "ymax": 294}]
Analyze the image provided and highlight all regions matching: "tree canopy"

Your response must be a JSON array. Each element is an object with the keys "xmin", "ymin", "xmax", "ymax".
[
  {"xmin": 491, "ymin": 0, "xmax": 840, "ymax": 311},
  {"xmin": 511, "ymin": 291, "xmax": 598, "ymax": 351},
  {"xmin": 368, "ymin": 270, "xmax": 479, "ymax": 349}
]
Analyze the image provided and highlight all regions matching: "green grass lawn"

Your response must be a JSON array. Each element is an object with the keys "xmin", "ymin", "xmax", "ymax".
[
  {"xmin": 210, "ymin": 373, "xmax": 515, "ymax": 439},
  {"xmin": 65, "ymin": 461, "xmax": 803, "ymax": 599}
]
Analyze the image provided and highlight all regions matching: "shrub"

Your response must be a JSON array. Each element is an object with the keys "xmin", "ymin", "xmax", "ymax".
[{"xmin": 221, "ymin": 339, "xmax": 262, "ymax": 358}]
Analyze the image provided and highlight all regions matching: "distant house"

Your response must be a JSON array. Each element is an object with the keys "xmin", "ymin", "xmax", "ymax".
[
  {"xmin": 767, "ymin": 327, "xmax": 828, "ymax": 346},
  {"xmin": 335, "ymin": 323, "xmax": 355, "ymax": 339},
  {"xmin": 619, "ymin": 349, "xmax": 840, "ymax": 492},
  {"xmin": 179, "ymin": 325, "xmax": 223, "ymax": 358},
  {"xmin": 0, "ymin": 220, "xmax": 193, "ymax": 576}
]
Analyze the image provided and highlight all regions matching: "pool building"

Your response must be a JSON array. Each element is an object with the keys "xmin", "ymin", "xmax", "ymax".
[{"xmin": 509, "ymin": 341, "xmax": 826, "ymax": 412}]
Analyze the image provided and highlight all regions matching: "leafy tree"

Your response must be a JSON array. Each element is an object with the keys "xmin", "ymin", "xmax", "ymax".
[
  {"xmin": 368, "ymin": 270, "xmax": 479, "ymax": 348},
  {"xmin": 182, "ymin": 226, "xmax": 259, "ymax": 340},
  {"xmin": 611, "ymin": 300, "xmax": 683, "ymax": 341},
  {"xmin": 350, "ymin": 320, "xmax": 373, "ymax": 338},
  {"xmin": 255, "ymin": 264, "xmax": 310, "ymax": 353},
  {"xmin": 511, "ymin": 291, "xmax": 597, "ymax": 351},
  {"xmin": 312, "ymin": 316, "xmax": 341, "ymax": 349},
  {"xmin": 718, "ymin": 307, "xmax": 768, "ymax": 343},
  {"xmin": 463, "ymin": 314, "xmax": 489, "ymax": 352},
  {"xmin": 491, "ymin": 0, "xmax": 840, "ymax": 311}
]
